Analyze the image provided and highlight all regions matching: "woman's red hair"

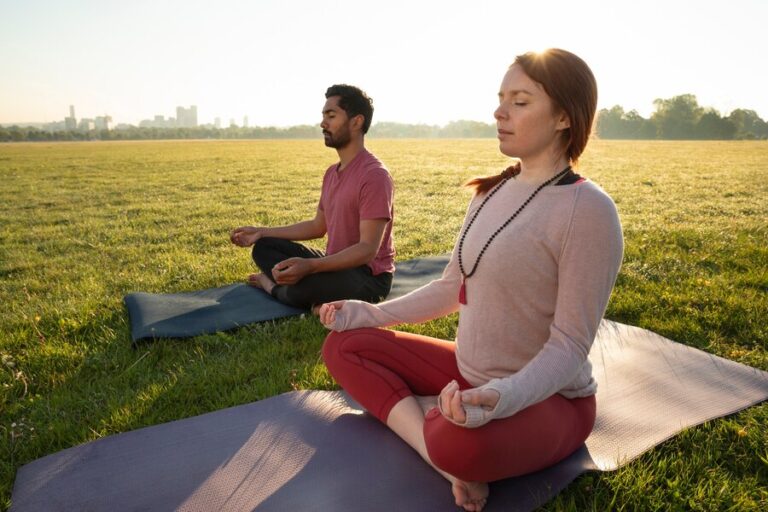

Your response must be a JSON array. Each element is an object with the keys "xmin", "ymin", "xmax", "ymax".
[{"xmin": 467, "ymin": 48, "xmax": 598, "ymax": 194}]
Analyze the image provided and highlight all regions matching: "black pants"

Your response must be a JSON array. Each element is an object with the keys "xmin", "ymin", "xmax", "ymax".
[{"xmin": 252, "ymin": 237, "xmax": 393, "ymax": 309}]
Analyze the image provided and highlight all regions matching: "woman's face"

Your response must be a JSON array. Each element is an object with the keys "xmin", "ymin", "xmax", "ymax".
[{"xmin": 494, "ymin": 64, "xmax": 569, "ymax": 160}]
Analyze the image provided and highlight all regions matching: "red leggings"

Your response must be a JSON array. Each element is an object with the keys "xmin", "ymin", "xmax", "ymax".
[{"xmin": 322, "ymin": 328, "xmax": 596, "ymax": 482}]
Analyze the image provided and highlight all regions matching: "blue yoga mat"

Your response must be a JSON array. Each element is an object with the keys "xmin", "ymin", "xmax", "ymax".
[{"xmin": 124, "ymin": 255, "xmax": 450, "ymax": 343}]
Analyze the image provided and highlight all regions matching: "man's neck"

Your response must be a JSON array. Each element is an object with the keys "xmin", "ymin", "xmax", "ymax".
[{"xmin": 336, "ymin": 138, "xmax": 365, "ymax": 170}]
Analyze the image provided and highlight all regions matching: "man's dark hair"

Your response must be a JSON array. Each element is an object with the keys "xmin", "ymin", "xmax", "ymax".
[{"xmin": 325, "ymin": 84, "xmax": 374, "ymax": 134}]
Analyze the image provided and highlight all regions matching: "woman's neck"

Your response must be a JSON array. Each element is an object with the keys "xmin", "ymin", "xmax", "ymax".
[{"xmin": 517, "ymin": 154, "xmax": 570, "ymax": 185}]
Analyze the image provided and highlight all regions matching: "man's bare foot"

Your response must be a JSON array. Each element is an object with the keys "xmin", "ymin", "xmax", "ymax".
[
  {"xmin": 247, "ymin": 273, "xmax": 275, "ymax": 294},
  {"xmin": 452, "ymin": 479, "xmax": 489, "ymax": 511}
]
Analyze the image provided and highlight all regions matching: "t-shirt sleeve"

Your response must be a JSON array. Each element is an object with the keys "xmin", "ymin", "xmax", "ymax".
[{"xmin": 359, "ymin": 168, "xmax": 393, "ymax": 221}]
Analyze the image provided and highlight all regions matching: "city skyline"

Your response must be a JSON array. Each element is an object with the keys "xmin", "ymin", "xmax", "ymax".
[
  {"xmin": 1, "ymin": 1, "xmax": 767, "ymax": 126},
  {"xmin": 2, "ymin": 104, "xmax": 283, "ymax": 130}
]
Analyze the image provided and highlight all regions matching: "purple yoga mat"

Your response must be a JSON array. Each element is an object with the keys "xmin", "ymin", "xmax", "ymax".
[{"xmin": 11, "ymin": 321, "xmax": 768, "ymax": 511}]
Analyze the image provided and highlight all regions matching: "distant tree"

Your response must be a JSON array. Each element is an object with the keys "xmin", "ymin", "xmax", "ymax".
[
  {"xmin": 596, "ymin": 106, "xmax": 655, "ymax": 139},
  {"xmin": 596, "ymin": 106, "xmax": 626, "ymax": 139},
  {"xmin": 625, "ymin": 110, "xmax": 657, "ymax": 139},
  {"xmin": 728, "ymin": 109, "xmax": 768, "ymax": 139},
  {"xmin": 695, "ymin": 109, "xmax": 736, "ymax": 140},
  {"xmin": 651, "ymin": 94, "xmax": 704, "ymax": 139},
  {"xmin": 369, "ymin": 122, "xmax": 442, "ymax": 138},
  {"xmin": 439, "ymin": 120, "xmax": 495, "ymax": 138},
  {"xmin": 10, "ymin": 126, "xmax": 26, "ymax": 142}
]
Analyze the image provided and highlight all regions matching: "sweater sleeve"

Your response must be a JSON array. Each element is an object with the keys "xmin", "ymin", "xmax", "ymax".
[
  {"xmin": 460, "ymin": 185, "xmax": 624, "ymax": 428},
  {"xmin": 330, "ymin": 194, "xmax": 481, "ymax": 331}
]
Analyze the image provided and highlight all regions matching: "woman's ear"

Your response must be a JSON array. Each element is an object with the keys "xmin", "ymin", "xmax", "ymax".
[{"xmin": 556, "ymin": 111, "xmax": 571, "ymax": 131}]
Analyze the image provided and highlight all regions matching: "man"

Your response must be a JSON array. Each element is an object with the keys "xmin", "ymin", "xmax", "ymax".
[{"xmin": 230, "ymin": 84, "xmax": 395, "ymax": 310}]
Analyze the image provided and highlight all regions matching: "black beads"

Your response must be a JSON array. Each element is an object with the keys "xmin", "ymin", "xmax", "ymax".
[{"xmin": 458, "ymin": 166, "xmax": 571, "ymax": 284}]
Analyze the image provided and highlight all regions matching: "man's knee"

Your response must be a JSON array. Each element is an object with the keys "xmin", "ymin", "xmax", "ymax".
[
  {"xmin": 278, "ymin": 284, "xmax": 316, "ymax": 309},
  {"xmin": 251, "ymin": 236, "xmax": 279, "ymax": 259}
]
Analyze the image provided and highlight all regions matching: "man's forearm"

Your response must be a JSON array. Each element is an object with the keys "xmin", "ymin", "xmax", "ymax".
[{"xmin": 263, "ymin": 219, "xmax": 325, "ymax": 241}]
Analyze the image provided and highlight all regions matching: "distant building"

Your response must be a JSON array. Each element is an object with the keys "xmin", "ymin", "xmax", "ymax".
[
  {"xmin": 176, "ymin": 105, "xmax": 198, "ymax": 128},
  {"xmin": 214, "ymin": 117, "xmax": 221, "ymax": 129},
  {"xmin": 243, "ymin": 116, "xmax": 249, "ymax": 128},
  {"xmin": 230, "ymin": 118, "xmax": 237, "ymax": 128},
  {"xmin": 64, "ymin": 104, "xmax": 77, "ymax": 130},
  {"xmin": 78, "ymin": 118, "xmax": 95, "ymax": 131},
  {"xmin": 142, "ymin": 116, "xmax": 173, "ymax": 128},
  {"xmin": 94, "ymin": 115, "xmax": 112, "ymax": 131},
  {"xmin": 44, "ymin": 121, "xmax": 67, "ymax": 131}
]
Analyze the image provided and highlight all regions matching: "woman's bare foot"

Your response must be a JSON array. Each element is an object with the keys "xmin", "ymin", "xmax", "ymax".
[
  {"xmin": 452, "ymin": 479, "xmax": 489, "ymax": 511},
  {"xmin": 247, "ymin": 273, "xmax": 275, "ymax": 294}
]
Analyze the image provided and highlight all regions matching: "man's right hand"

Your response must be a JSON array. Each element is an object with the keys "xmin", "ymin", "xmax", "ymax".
[{"xmin": 230, "ymin": 226, "xmax": 264, "ymax": 247}]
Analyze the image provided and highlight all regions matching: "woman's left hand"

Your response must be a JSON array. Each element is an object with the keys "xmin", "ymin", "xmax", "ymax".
[{"xmin": 439, "ymin": 380, "xmax": 500, "ymax": 425}]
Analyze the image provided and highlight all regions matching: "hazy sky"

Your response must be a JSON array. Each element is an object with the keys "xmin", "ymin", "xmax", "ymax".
[{"xmin": 1, "ymin": 0, "xmax": 766, "ymax": 126}]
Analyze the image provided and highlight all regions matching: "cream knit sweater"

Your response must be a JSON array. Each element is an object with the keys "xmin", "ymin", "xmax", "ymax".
[{"xmin": 329, "ymin": 178, "xmax": 624, "ymax": 427}]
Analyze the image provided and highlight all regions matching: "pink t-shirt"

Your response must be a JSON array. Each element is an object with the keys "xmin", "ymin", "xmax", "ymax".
[{"xmin": 318, "ymin": 149, "xmax": 395, "ymax": 275}]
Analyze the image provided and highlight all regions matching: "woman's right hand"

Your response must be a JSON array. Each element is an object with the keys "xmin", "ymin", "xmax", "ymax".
[{"xmin": 318, "ymin": 301, "xmax": 346, "ymax": 330}]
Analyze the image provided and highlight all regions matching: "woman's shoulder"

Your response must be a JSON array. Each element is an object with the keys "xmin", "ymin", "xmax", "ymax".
[{"xmin": 574, "ymin": 180, "xmax": 618, "ymax": 211}]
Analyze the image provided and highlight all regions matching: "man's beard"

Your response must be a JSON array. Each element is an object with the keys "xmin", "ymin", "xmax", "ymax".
[{"xmin": 323, "ymin": 127, "xmax": 352, "ymax": 149}]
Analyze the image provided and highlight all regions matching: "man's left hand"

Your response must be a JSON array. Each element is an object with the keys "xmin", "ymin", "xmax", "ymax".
[{"xmin": 272, "ymin": 257, "xmax": 315, "ymax": 285}]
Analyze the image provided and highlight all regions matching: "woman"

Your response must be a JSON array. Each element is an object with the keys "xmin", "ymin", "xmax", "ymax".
[{"xmin": 319, "ymin": 48, "xmax": 623, "ymax": 511}]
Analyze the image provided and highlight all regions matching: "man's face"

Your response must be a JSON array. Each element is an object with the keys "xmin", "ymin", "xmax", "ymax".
[{"xmin": 321, "ymin": 96, "xmax": 353, "ymax": 149}]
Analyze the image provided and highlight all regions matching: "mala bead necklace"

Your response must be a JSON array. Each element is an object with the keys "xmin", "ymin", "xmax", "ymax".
[{"xmin": 457, "ymin": 165, "xmax": 572, "ymax": 305}]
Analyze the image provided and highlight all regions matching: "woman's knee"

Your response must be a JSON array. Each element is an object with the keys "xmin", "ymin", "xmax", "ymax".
[
  {"xmin": 321, "ymin": 328, "xmax": 378, "ymax": 373},
  {"xmin": 321, "ymin": 330, "xmax": 346, "ymax": 371}
]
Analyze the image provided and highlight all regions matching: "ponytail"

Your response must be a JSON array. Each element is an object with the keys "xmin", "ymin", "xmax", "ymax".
[{"xmin": 465, "ymin": 162, "xmax": 521, "ymax": 194}]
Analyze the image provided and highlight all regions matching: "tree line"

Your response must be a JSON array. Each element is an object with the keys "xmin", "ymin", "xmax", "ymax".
[
  {"xmin": 597, "ymin": 95, "xmax": 767, "ymax": 140},
  {"xmin": 1, "ymin": 95, "xmax": 766, "ymax": 142},
  {"xmin": 0, "ymin": 120, "xmax": 496, "ymax": 143}
]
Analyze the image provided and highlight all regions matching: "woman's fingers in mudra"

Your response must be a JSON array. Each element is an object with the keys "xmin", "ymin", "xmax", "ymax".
[
  {"xmin": 439, "ymin": 383, "xmax": 501, "ymax": 424},
  {"xmin": 318, "ymin": 304, "xmax": 335, "ymax": 327},
  {"xmin": 439, "ymin": 380, "xmax": 466, "ymax": 423},
  {"xmin": 460, "ymin": 388, "xmax": 500, "ymax": 410},
  {"xmin": 318, "ymin": 301, "xmax": 345, "ymax": 329}
]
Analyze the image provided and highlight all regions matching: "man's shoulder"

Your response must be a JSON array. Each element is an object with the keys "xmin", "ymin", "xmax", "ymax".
[
  {"xmin": 359, "ymin": 149, "xmax": 387, "ymax": 169},
  {"xmin": 359, "ymin": 150, "xmax": 391, "ymax": 179}
]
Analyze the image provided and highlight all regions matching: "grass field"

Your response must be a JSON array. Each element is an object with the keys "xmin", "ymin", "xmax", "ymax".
[{"xmin": 1, "ymin": 139, "xmax": 766, "ymax": 510}]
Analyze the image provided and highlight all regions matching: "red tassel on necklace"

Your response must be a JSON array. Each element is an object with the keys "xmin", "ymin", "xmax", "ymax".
[{"xmin": 459, "ymin": 277, "xmax": 467, "ymax": 305}]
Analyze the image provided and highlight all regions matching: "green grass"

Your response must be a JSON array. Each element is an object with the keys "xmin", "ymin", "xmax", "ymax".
[{"xmin": 1, "ymin": 139, "xmax": 766, "ymax": 510}]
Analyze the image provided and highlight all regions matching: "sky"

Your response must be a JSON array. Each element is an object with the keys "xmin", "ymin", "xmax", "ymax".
[{"xmin": 1, "ymin": 0, "xmax": 767, "ymax": 127}]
